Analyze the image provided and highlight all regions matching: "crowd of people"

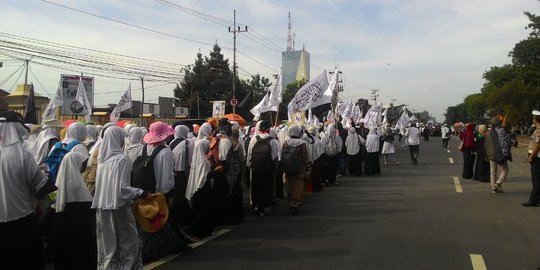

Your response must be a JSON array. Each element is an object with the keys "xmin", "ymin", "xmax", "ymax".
[
  {"xmin": 457, "ymin": 113, "xmax": 540, "ymax": 208},
  {"xmin": 15, "ymin": 107, "xmax": 540, "ymax": 269},
  {"xmin": 2, "ymin": 109, "xmax": 425, "ymax": 270}
]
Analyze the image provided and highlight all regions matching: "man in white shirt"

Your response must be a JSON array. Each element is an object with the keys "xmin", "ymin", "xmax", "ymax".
[
  {"xmin": 442, "ymin": 124, "xmax": 451, "ymax": 148},
  {"xmin": 405, "ymin": 122, "xmax": 422, "ymax": 164}
]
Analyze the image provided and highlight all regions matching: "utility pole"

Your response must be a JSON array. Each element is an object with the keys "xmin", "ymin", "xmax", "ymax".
[
  {"xmin": 371, "ymin": 89, "xmax": 380, "ymax": 105},
  {"xmin": 140, "ymin": 77, "xmax": 145, "ymax": 126},
  {"xmin": 24, "ymin": 59, "xmax": 29, "ymax": 85},
  {"xmin": 229, "ymin": 10, "xmax": 247, "ymax": 114}
]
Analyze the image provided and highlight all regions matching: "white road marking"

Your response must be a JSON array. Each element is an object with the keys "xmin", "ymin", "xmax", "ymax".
[
  {"xmin": 447, "ymin": 149, "xmax": 451, "ymax": 153},
  {"xmin": 449, "ymin": 157, "xmax": 454, "ymax": 164},
  {"xmin": 470, "ymin": 254, "xmax": 487, "ymax": 270},
  {"xmin": 453, "ymin": 176, "xmax": 463, "ymax": 193},
  {"xmin": 144, "ymin": 229, "xmax": 231, "ymax": 270}
]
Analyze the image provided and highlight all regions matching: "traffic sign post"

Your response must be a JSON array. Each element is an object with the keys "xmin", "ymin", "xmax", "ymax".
[{"xmin": 230, "ymin": 98, "xmax": 238, "ymax": 107}]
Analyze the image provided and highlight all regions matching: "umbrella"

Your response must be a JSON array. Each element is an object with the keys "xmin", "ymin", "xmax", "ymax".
[
  {"xmin": 63, "ymin": 119, "xmax": 77, "ymax": 127},
  {"xmin": 223, "ymin": 113, "xmax": 246, "ymax": 126}
]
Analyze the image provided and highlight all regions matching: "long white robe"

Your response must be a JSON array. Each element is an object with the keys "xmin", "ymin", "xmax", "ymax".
[{"xmin": 185, "ymin": 139, "xmax": 210, "ymax": 201}]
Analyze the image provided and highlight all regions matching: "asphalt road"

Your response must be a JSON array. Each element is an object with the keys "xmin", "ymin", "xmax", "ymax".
[{"xmin": 153, "ymin": 137, "xmax": 540, "ymax": 270}]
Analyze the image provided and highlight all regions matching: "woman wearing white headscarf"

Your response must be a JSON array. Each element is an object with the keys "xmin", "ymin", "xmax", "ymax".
[
  {"xmin": 124, "ymin": 127, "xmax": 145, "ymax": 163},
  {"xmin": 382, "ymin": 127, "xmax": 399, "ymax": 165},
  {"xmin": 170, "ymin": 125, "xmax": 193, "ymax": 229},
  {"xmin": 185, "ymin": 140, "xmax": 217, "ymax": 238},
  {"xmin": 54, "ymin": 152, "xmax": 96, "ymax": 270},
  {"xmin": 91, "ymin": 126, "xmax": 145, "ymax": 270},
  {"xmin": 84, "ymin": 125, "xmax": 99, "ymax": 151},
  {"xmin": 247, "ymin": 121, "xmax": 279, "ymax": 216},
  {"xmin": 321, "ymin": 124, "xmax": 342, "ymax": 186},
  {"xmin": 0, "ymin": 111, "xmax": 52, "ymax": 270},
  {"xmin": 197, "ymin": 122, "xmax": 212, "ymax": 141},
  {"xmin": 283, "ymin": 124, "xmax": 311, "ymax": 214},
  {"xmin": 32, "ymin": 120, "xmax": 63, "ymax": 164},
  {"xmin": 58, "ymin": 122, "xmax": 89, "ymax": 157},
  {"xmin": 364, "ymin": 127, "xmax": 382, "ymax": 175},
  {"xmin": 345, "ymin": 127, "xmax": 366, "ymax": 176}
]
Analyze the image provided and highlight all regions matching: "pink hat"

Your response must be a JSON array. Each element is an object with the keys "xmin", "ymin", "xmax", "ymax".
[{"xmin": 143, "ymin": 121, "xmax": 174, "ymax": 144}]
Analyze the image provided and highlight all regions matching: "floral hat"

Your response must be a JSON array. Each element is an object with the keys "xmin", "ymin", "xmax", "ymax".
[{"xmin": 143, "ymin": 121, "xmax": 174, "ymax": 144}]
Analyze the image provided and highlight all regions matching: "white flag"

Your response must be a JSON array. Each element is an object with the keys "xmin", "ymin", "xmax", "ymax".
[
  {"xmin": 110, "ymin": 83, "xmax": 133, "ymax": 122},
  {"xmin": 212, "ymin": 101, "xmax": 225, "ymax": 118},
  {"xmin": 287, "ymin": 70, "xmax": 330, "ymax": 121},
  {"xmin": 364, "ymin": 105, "xmax": 382, "ymax": 129},
  {"xmin": 395, "ymin": 109, "xmax": 410, "ymax": 132},
  {"xmin": 269, "ymin": 72, "xmax": 282, "ymax": 106},
  {"xmin": 42, "ymin": 85, "xmax": 64, "ymax": 122},
  {"xmin": 250, "ymin": 93, "xmax": 277, "ymax": 120},
  {"xmin": 75, "ymin": 76, "xmax": 93, "ymax": 122}
]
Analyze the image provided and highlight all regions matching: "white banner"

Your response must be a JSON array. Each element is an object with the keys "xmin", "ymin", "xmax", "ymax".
[
  {"xmin": 395, "ymin": 109, "xmax": 410, "ymax": 132},
  {"xmin": 212, "ymin": 100, "xmax": 225, "ymax": 118},
  {"xmin": 75, "ymin": 76, "xmax": 93, "ymax": 122},
  {"xmin": 42, "ymin": 86, "xmax": 64, "ymax": 122},
  {"xmin": 287, "ymin": 70, "xmax": 330, "ymax": 120},
  {"xmin": 250, "ymin": 93, "xmax": 277, "ymax": 120},
  {"xmin": 110, "ymin": 83, "xmax": 133, "ymax": 122},
  {"xmin": 269, "ymin": 72, "xmax": 282, "ymax": 106},
  {"xmin": 364, "ymin": 105, "xmax": 382, "ymax": 129}
]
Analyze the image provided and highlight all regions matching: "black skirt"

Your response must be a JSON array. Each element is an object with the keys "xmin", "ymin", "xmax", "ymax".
[
  {"xmin": 364, "ymin": 152, "xmax": 381, "ymax": 175},
  {"xmin": 54, "ymin": 202, "xmax": 96, "ymax": 270}
]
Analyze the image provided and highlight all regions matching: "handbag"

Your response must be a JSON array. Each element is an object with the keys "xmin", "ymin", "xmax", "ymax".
[{"xmin": 458, "ymin": 142, "xmax": 464, "ymax": 152}]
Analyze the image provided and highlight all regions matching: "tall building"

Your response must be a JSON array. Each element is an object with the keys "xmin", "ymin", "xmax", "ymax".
[{"xmin": 282, "ymin": 12, "xmax": 310, "ymax": 89}]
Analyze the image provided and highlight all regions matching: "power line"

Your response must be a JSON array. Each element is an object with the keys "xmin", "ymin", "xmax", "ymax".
[{"xmin": 39, "ymin": 0, "xmax": 226, "ymax": 49}]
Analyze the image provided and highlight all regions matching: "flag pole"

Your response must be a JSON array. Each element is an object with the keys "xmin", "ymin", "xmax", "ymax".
[{"xmin": 274, "ymin": 106, "xmax": 280, "ymax": 127}]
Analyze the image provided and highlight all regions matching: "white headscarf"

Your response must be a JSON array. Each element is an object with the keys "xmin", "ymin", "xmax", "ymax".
[
  {"xmin": 172, "ymin": 125, "xmax": 193, "ymax": 172},
  {"xmin": 124, "ymin": 127, "xmax": 144, "ymax": 162},
  {"xmin": 60, "ymin": 122, "xmax": 89, "ymax": 157},
  {"xmin": 55, "ymin": 152, "xmax": 93, "ymax": 213},
  {"xmin": 0, "ymin": 120, "xmax": 47, "ymax": 222},
  {"xmin": 98, "ymin": 126, "xmax": 125, "ymax": 163},
  {"xmin": 197, "ymin": 122, "xmax": 212, "ymax": 141},
  {"xmin": 85, "ymin": 125, "xmax": 98, "ymax": 144},
  {"xmin": 174, "ymin": 125, "xmax": 189, "ymax": 140},
  {"xmin": 63, "ymin": 122, "xmax": 87, "ymax": 144},
  {"xmin": 345, "ymin": 127, "xmax": 363, "ymax": 155},
  {"xmin": 92, "ymin": 126, "xmax": 141, "ymax": 210},
  {"xmin": 32, "ymin": 125, "xmax": 60, "ymax": 164},
  {"xmin": 286, "ymin": 124, "xmax": 307, "ymax": 147},
  {"xmin": 365, "ymin": 127, "xmax": 380, "ymax": 153},
  {"xmin": 306, "ymin": 127, "xmax": 322, "ymax": 162},
  {"xmin": 185, "ymin": 139, "xmax": 210, "ymax": 201}
]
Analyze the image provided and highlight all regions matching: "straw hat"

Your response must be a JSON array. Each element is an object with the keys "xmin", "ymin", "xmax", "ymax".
[
  {"xmin": 133, "ymin": 193, "xmax": 169, "ymax": 233},
  {"xmin": 143, "ymin": 121, "xmax": 174, "ymax": 144}
]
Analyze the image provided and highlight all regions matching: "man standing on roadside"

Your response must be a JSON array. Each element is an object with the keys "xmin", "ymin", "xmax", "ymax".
[
  {"xmin": 442, "ymin": 124, "xmax": 451, "ymax": 148},
  {"xmin": 523, "ymin": 110, "xmax": 540, "ymax": 207}
]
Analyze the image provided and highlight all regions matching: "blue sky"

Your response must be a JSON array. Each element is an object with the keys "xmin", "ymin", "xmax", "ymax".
[{"xmin": 1, "ymin": 0, "xmax": 539, "ymax": 121}]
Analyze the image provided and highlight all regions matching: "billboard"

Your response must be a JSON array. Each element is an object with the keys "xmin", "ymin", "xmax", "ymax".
[
  {"xmin": 143, "ymin": 103, "xmax": 160, "ymax": 116},
  {"xmin": 158, "ymin": 97, "xmax": 174, "ymax": 118},
  {"xmin": 175, "ymin": 107, "xmax": 189, "ymax": 118},
  {"xmin": 61, "ymin": 74, "xmax": 94, "ymax": 115}
]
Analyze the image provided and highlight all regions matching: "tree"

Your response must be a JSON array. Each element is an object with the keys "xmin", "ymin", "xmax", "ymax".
[
  {"xmin": 444, "ymin": 103, "xmax": 468, "ymax": 124},
  {"xmin": 174, "ymin": 44, "xmax": 241, "ymax": 118},
  {"xmin": 463, "ymin": 93, "xmax": 486, "ymax": 123}
]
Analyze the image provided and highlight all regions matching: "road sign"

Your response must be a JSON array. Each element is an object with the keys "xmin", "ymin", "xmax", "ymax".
[{"xmin": 230, "ymin": 98, "xmax": 238, "ymax": 107}]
